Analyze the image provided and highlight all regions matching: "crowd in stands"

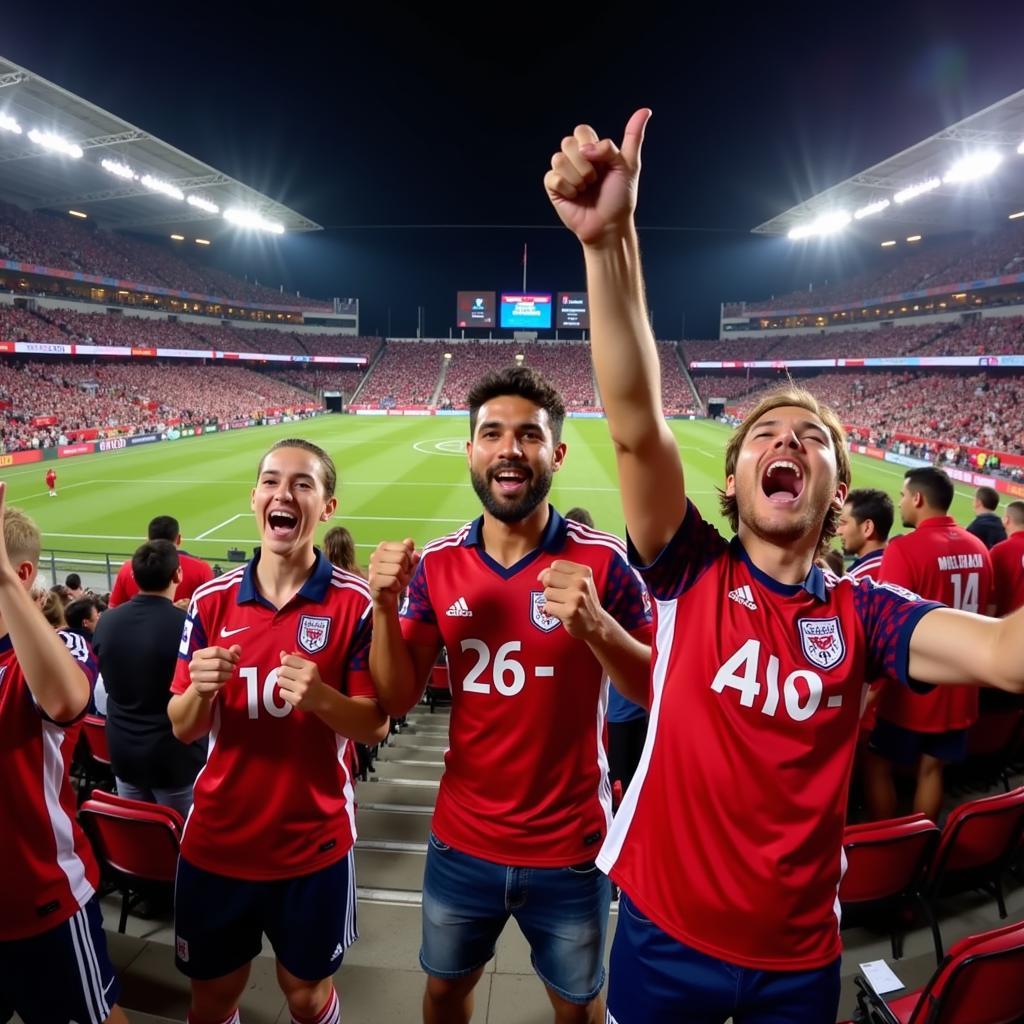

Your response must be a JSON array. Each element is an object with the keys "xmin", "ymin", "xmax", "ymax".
[
  {"xmin": 0, "ymin": 360, "xmax": 314, "ymax": 454},
  {"xmin": 358, "ymin": 342, "xmax": 446, "ymax": 406},
  {"xmin": 723, "ymin": 221, "xmax": 1024, "ymax": 316},
  {"xmin": 657, "ymin": 342, "xmax": 698, "ymax": 414},
  {"xmin": 0, "ymin": 200, "xmax": 331, "ymax": 310},
  {"xmin": 269, "ymin": 368, "xmax": 367, "ymax": 396},
  {"xmin": 520, "ymin": 343, "xmax": 595, "ymax": 407}
]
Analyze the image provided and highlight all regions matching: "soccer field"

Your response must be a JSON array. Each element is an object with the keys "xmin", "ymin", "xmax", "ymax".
[{"xmin": 0, "ymin": 415, "xmax": 982, "ymax": 587}]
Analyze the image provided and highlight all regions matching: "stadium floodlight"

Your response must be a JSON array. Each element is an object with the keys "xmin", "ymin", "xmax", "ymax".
[
  {"xmin": 1018, "ymin": 141, "xmax": 1024, "ymax": 155},
  {"xmin": 68, "ymin": 210, "xmax": 87, "ymax": 219},
  {"xmin": 787, "ymin": 210, "xmax": 851, "ymax": 241},
  {"xmin": 0, "ymin": 112, "xmax": 22, "ymax": 134},
  {"xmin": 170, "ymin": 234, "xmax": 185, "ymax": 240},
  {"xmin": 101, "ymin": 158, "xmax": 136, "ymax": 180},
  {"xmin": 140, "ymin": 174, "xmax": 185, "ymax": 201},
  {"xmin": 223, "ymin": 206, "xmax": 285, "ymax": 235},
  {"xmin": 906, "ymin": 234, "xmax": 922, "ymax": 242},
  {"xmin": 893, "ymin": 177, "xmax": 941, "ymax": 204},
  {"xmin": 943, "ymin": 150, "xmax": 1003, "ymax": 185},
  {"xmin": 1009, "ymin": 210, "xmax": 1024, "ymax": 220},
  {"xmin": 195, "ymin": 238, "xmax": 211, "ymax": 245},
  {"xmin": 880, "ymin": 240, "xmax": 897, "ymax": 247},
  {"xmin": 187, "ymin": 194, "xmax": 219, "ymax": 214},
  {"xmin": 27, "ymin": 129, "xmax": 83, "ymax": 159},
  {"xmin": 854, "ymin": 199, "xmax": 890, "ymax": 220}
]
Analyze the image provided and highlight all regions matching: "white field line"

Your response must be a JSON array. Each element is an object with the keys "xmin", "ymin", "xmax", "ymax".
[{"xmin": 196, "ymin": 513, "xmax": 248, "ymax": 540}]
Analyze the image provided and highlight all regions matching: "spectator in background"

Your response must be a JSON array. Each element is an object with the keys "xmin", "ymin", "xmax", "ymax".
[
  {"xmin": 991, "ymin": 500, "xmax": 1024, "ymax": 617},
  {"xmin": 836, "ymin": 488, "xmax": 893, "ymax": 582},
  {"xmin": 64, "ymin": 573, "xmax": 85, "ymax": 599},
  {"xmin": 92, "ymin": 540, "xmax": 204, "ymax": 820},
  {"xmin": 109, "ymin": 515, "xmax": 213, "ymax": 608},
  {"xmin": 39, "ymin": 589, "xmax": 67, "ymax": 629},
  {"xmin": 65, "ymin": 594, "xmax": 101, "ymax": 640},
  {"xmin": 966, "ymin": 485, "xmax": 1008, "ymax": 549},
  {"xmin": 323, "ymin": 525, "xmax": 365, "ymax": 579}
]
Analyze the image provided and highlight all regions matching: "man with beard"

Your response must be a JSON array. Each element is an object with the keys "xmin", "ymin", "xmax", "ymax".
[
  {"xmin": 368, "ymin": 366, "xmax": 651, "ymax": 1024},
  {"xmin": 543, "ymin": 108, "xmax": 1024, "ymax": 1024}
]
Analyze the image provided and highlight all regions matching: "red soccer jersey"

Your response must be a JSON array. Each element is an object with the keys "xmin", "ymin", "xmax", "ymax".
[
  {"xmin": 847, "ymin": 548, "xmax": 887, "ymax": 734},
  {"xmin": 45, "ymin": 470, "xmax": 56, "ymax": 488},
  {"xmin": 876, "ymin": 517, "xmax": 992, "ymax": 733},
  {"xmin": 110, "ymin": 550, "xmax": 214, "ymax": 607},
  {"xmin": 597, "ymin": 501, "xmax": 940, "ymax": 970},
  {"xmin": 171, "ymin": 551, "xmax": 376, "ymax": 880},
  {"xmin": 400, "ymin": 510, "xmax": 651, "ymax": 867},
  {"xmin": 0, "ymin": 629, "xmax": 100, "ymax": 940},
  {"xmin": 990, "ymin": 532, "xmax": 1024, "ymax": 617}
]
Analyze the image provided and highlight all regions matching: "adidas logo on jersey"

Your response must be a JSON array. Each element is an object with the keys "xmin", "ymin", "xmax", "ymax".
[
  {"xmin": 446, "ymin": 597, "xmax": 472, "ymax": 617},
  {"xmin": 728, "ymin": 585, "xmax": 757, "ymax": 610},
  {"xmin": 331, "ymin": 942, "xmax": 344, "ymax": 961}
]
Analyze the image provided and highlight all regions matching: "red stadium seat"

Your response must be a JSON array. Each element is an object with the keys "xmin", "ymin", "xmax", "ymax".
[
  {"xmin": 840, "ymin": 814, "xmax": 941, "ymax": 961},
  {"xmin": 79, "ymin": 790, "xmax": 182, "ymax": 932},
  {"xmin": 924, "ymin": 787, "xmax": 1024, "ymax": 958},
  {"xmin": 853, "ymin": 919, "xmax": 1024, "ymax": 1024},
  {"xmin": 77, "ymin": 714, "xmax": 114, "ymax": 799},
  {"xmin": 427, "ymin": 661, "xmax": 452, "ymax": 713}
]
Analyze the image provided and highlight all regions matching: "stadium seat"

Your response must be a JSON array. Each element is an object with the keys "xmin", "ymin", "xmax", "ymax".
[
  {"xmin": 840, "ymin": 813, "xmax": 941, "ymax": 961},
  {"xmin": 923, "ymin": 787, "xmax": 1024, "ymax": 958},
  {"xmin": 86, "ymin": 788, "xmax": 184, "ymax": 838},
  {"xmin": 852, "ymin": 919, "xmax": 1024, "ymax": 1023},
  {"xmin": 956, "ymin": 710, "xmax": 1024, "ymax": 793},
  {"xmin": 79, "ymin": 790, "xmax": 182, "ymax": 933},
  {"xmin": 78, "ymin": 713, "xmax": 114, "ymax": 798}
]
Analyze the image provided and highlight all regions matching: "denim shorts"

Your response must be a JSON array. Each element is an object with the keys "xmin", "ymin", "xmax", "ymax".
[
  {"xmin": 869, "ymin": 719, "xmax": 969, "ymax": 767},
  {"xmin": 607, "ymin": 893, "xmax": 841, "ymax": 1024},
  {"xmin": 420, "ymin": 833, "xmax": 611, "ymax": 1004}
]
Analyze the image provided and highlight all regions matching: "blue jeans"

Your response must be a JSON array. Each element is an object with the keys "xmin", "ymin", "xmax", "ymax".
[
  {"xmin": 607, "ymin": 894, "xmax": 841, "ymax": 1024},
  {"xmin": 116, "ymin": 777, "xmax": 195, "ymax": 821},
  {"xmin": 421, "ymin": 833, "xmax": 611, "ymax": 1004}
]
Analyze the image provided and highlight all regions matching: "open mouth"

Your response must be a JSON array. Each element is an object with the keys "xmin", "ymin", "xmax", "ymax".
[
  {"xmin": 490, "ymin": 465, "xmax": 531, "ymax": 496},
  {"xmin": 267, "ymin": 509, "xmax": 299, "ymax": 537},
  {"xmin": 761, "ymin": 459, "xmax": 805, "ymax": 505}
]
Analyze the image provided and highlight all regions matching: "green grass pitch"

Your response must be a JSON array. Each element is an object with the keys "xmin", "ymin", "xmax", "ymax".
[{"xmin": 0, "ymin": 416, "xmax": 983, "ymax": 588}]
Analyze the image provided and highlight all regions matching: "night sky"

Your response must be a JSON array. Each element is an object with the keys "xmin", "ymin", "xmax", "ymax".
[{"xmin": 5, "ymin": 3, "xmax": 1024, "ymax": 337}]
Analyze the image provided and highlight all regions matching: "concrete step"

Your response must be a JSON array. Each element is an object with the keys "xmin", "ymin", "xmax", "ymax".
[
  {"xmin": 355, "ymin": 846, "xmax": 427, "ymax": 891},
  {"xmin": 371, "ymin": 760, "xmax": 446, "ymax": 782},
  {"xmin": 387, "ymin": 732, "xmax": 449, "ymax": 750},
  {"xmin": 357, "ymin": 779, "xmax": 439, "ymax": 806},
  {"xmin": 401, "ymin": 723, "xmax": 450, "ymax": 738},
  {"xmin": 356, "ymin": 807, "xmax": 433, "ymax": 844},
  {"xmin": 378, "ymin": 747, "xmax": 446, "ymax": 765}
]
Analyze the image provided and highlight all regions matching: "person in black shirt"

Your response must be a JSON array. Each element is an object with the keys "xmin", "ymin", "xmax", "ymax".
[
  {"xmin": 91, "ymin": 540, "xmax": 204, "ymax": 819},
  {"xmin": 966, "ymin": 485, "xmax": 1008, "ymax": 550}
]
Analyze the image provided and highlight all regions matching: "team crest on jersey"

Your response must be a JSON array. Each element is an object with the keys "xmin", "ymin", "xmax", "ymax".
[
  {"xmin": 176, "ymin": 935, "xmax": 189, "ymax": 962},
  {"xmin": 798, "ymin": 616, "xmax": 847, "ymax": 670},
  {"xmin": 297, "ymin": 615, "xmax": 332, "ymax": 654},
  {"xmin": 530, "ymin": 591, "xmax": 561, "ymax": 633}
]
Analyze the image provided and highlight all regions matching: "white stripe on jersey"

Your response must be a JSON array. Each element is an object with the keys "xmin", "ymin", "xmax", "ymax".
[
  {"xmin": 41, "ymin": 720, "xmax": 94, "ymax": 914},
  {"xmin": 330, "ymin": 567, "xmax": 371, "ymax": 597},
  {"xmin": 189, "ymin": 566, "xmax": 246, "ymax": 606},
  {"xmin": 595, "ymin": 676, "xmax": 613, "ymax": 833},
  {"xmin": 345, "ymin": 846, "xmax": 359, "ymax": 948},
  {"xmin": 335, "ymin": 735, "xmax": 358, "ymax": 846},
  {"xmin": 834, "ymin": 844, "xmax": 848, "ymax": 933},
  {"xmin": 421, "ymin": 524, "xmax": 473, "ymax": 557},
  {"xmin": 564, "ymin": 521, "xmax": 629, "ymax": 558},
  {"xmin": 597, "ymin": 594, "xmax": 677, "ymax": 875}
]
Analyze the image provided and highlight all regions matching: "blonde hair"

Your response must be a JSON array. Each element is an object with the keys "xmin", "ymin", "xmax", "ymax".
[
  {"xmin": 3, "ymin": 506, "xmax": 40, "ymax": 568},
  {"xmin": 719, "ymin": 387, "xmax": 851, "ymax": 558},
  {"xmin": 40, "ymin": 589, "xmax": 66, "ymax": 628}
]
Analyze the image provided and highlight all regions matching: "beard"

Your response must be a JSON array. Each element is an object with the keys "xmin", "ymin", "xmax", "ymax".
[{"xmin": 470, "ymin": 462, "xmax": 553, "ymax": 524}]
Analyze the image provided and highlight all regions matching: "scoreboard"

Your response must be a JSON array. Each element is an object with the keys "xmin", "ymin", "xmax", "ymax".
[
  {"xmin": 557, "ymin": 292, "xmax": 589, "ymax": 329},
  {"xmin": 500, "ymin": 293, "xmax": 552, "ymax": 329},
  {"xmin": 456, "ymin": 291, "xmax": 496, "ymax": 328}
]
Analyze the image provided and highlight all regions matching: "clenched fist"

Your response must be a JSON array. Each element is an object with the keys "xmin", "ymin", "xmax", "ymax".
[{"xmin": 369, "ymin": 539, "xmax": 421, "ymax": 609}]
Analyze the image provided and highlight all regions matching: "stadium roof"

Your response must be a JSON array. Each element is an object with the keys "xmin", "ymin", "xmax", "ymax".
[
  {"xmin": 754, "ymin": 87, "xmax": 1024, "ymax": 241},
  {"xmin": 0, "ymin": 56, "xmax": 321, "ymax": 236}
]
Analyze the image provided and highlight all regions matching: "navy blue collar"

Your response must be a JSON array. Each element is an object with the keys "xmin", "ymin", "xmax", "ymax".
[
  {"xmin": 0, "ymin": 633, "xmax": 11, "ymax": 655},
  {"xmin": 730, "ymin": 536, "xmax": 828, "ymax": 601},
  {"xmin": 850, "ymin": 549, "xmax": 884, "ymax": 574},
  {"xmin": 463, "ymin": 507, "xmax": 568, "ymax": 580},
  {"xmin": 237, "ymin": 548, "xmax": 334, "ymax": 608}
]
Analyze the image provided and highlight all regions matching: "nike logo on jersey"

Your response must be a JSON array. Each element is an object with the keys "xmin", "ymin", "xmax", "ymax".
[
  {"xmin": 220, "ymin": 626, "xmax": 251, "ymax": 637},
  {"xmin": 446, "ymin": 597, "xmax": 473, "ymax": 617},
  {"xmin": 728, "ymin": 585, "xmax": 757, "ymax": 610}
]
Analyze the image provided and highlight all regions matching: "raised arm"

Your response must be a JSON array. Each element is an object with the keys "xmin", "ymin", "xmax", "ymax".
[{"xmin": 545, "ymin": 109, "xmax": 686, "ymax": 563}]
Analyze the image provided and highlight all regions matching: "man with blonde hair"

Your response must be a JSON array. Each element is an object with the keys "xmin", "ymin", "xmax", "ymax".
[
  {"xmin": 0, "ymin": 484, "xmax": 129, "ymax": 1024},
  {"xmin": 546, "ymin": 108, "xmax": 1024, "ymax": 1024}
]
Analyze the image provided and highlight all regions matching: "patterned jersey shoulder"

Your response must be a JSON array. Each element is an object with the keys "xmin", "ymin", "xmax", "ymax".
[
  {"xmin": 564, "ymin": 520, "xmax": 629, "ymax": 560},
  {"xmin": 421, "ymin": 522, "xmax": 475, "ymax": 558}
]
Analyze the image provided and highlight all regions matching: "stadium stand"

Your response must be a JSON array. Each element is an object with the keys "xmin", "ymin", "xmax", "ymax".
[{"xmin": 357, "ymin": 341, "xmax": 447, "ymax": 406}]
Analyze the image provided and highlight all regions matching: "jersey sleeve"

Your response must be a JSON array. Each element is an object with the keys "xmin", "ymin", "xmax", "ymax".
[
  {"xmin": 36, "ymin": 630, "xmax": 99, "ymax": 725},
  {"xmin": 399, "ymin": 559, "xmax": 442, "ymax": 648},
  {"xmin": 171, "ymin": 596, "xmax": 210, "ymax": 695},
  {"xmin": 108, "ymin": 562, "xmax": 131, "ymax": 608},
  {"xmin": 343, "ymin": 602, "xmax": 377, "ymax": 700},
  {"xmin": 603, "ymin": 553, "xmax": 653, "ymax": 642},
  {"xmin": 627, "ymin": 499, "xmax": 730, "ymax": 601},
  {"xmin": 852, "ymin": 577, "xmax": 943, "ymax": 689}
]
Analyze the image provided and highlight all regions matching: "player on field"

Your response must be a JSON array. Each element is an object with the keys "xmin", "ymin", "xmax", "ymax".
[
  {"xmin": 168, "ymin": 439, "xmax": 388, "ymax": 1024},
  {"xmin": 0, "ymin": 486, "xmax": 128, "ymax": 1024},
  {"xmin": 990, "ymin": 500, "xmax": 1024, "ymax": 617},
  {"xmin": 866, "ymin": 467, "xmax": 994, "ymax": 822},
  {"xmin": 369, "ymin": 366, "xmax": 652, "ymax": 1024},
  {"xmin": 545, "ymin": 108, "xmax": 1024, "ymax": 1024},
  {"xmin": 44, "ymin": 467, "xmax": 56, "ymax": 497}
]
